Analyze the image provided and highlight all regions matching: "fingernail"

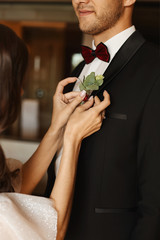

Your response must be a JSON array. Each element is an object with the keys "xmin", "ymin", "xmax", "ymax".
[
  {"xmin": 89, "ymin": 96, "xmax": 93, "ymax": 100},
  {"xmin": 80, "ymin": 90, "xmax": 86, "ymax": 98}
]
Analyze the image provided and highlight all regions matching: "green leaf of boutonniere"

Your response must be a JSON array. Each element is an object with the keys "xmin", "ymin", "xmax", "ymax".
[
  {"xmin": 86, "ymin": 84, "xmax": 99, "ymax": 90},
  {"xmin": 95, "ymin": 75, "xmax": 104, "ymax": 86},
  {"xmin": 84, "ymin": 72, "xmax": 96, "ymax": 86},
  {"xmin": 79, "ymin": 83, "xmax": 86, "ymax": 91},
  {"xmin": 79, "ymin": 72, "xmax": 104, "ymax": 93}
]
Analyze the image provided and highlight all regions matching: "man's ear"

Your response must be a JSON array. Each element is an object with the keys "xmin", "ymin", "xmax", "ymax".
[{"xmin": 123, "ymin": 0, "xmax": 136, "ymax": 7}]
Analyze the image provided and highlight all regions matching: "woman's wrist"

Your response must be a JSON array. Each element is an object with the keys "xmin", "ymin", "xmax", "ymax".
[
  {"xmin": 49, "ymin": 118, "xmax": 63, "ymax": 133},
  {"xmin": 63, "ymin": 127, "xmax": 82, "ymax": 147},
  {"xmin": 48, "ymin": 121, "xmax": 64, "ymax": 135},
  {"xmin": 63, "ymin": 133, "xmax": 82, "ymax": 166},
  {"xmin": 45, "ymin": 125, "xmax": 64, "ymax": 144}
]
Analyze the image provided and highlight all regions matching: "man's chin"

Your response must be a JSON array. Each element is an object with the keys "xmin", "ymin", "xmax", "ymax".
[
  {"xmin": 79, "ymin": 24, "xmax": 94, "ymax": 35},
  {"xmin": 80, "ymin": 27, "xmax": 99, "ymax": 36}
]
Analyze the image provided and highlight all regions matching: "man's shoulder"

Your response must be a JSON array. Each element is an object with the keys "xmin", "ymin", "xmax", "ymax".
[
  {"xmin": 131, "ymin": 38, "xmax": 160, "ymax": 76},
  {"xmin": 140, "ymin": 40, "xmax": 160, "ymax": 61},
  {"xmin": 125, "ymin": 30, "xmax": 159, "ymax": 62}
]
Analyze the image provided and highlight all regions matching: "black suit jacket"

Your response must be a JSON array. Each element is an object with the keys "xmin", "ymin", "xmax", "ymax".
[{"xmin": 45, "ymin": 31, "xmax": 160, "ymax": 240}]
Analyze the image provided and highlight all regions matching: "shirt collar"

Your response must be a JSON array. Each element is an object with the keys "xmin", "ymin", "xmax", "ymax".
[{"xmin": 92, "ymin": 25, "xmax": 136, "ymax": 60}]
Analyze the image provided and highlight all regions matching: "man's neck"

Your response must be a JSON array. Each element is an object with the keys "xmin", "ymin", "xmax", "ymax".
[{"xmin": 93, "ymin": 23, "xmax": 132, "ymax": 46}]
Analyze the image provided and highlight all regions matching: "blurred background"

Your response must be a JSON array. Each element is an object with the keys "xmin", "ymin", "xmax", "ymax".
[{"xmin": 0, "ymin": 0, "xmax": 159, "ymax": 194}]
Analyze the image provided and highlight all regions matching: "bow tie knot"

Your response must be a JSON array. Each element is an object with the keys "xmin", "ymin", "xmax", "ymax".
[{"xmin": 81, "ymin": 42, "xmax": 110, "ymax": 64}]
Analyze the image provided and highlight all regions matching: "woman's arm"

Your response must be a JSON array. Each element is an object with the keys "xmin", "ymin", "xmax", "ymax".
[
  {"xmin": 51, "ymin": 136, "xmax": 81, "ymax": 240},
  {"xmin": 50, "ymin": 91, "xmax": 110, "ymax": 240},
  {"xmin": 20, "ymin": 78, "xmax": 86, "ymax": 194},
  {"xmin": 20, "ymin": 127, "xmax": 62, "ymax": 194}
]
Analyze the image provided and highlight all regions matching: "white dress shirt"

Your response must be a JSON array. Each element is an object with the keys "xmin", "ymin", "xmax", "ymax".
[{"xmin": 55, "ymin": 25, "xmax": 136, "ymax": 176}]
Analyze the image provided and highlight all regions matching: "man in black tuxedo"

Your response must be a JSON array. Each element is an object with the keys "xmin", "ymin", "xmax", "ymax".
[{"xmin": 45, "ymin": 0, "xmax": 160, "ymax": 239}]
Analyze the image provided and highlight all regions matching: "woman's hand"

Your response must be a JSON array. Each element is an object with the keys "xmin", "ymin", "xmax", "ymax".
[
  {"xmin": 50, "ymin": 77, "xmax": 86, "ymax": 131},
  {"xmin": 64, "ymin": 90, "xmax": 110, "ymax": 143}
]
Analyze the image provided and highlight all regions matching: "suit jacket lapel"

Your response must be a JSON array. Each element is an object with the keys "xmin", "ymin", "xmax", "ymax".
[
  {"xmin": 71, "ymin": 61, "xmax": 85, "ymax": 78},
  {"xmin": 92, "ymin": 31, "xmax": 146, "ymax": 96}
]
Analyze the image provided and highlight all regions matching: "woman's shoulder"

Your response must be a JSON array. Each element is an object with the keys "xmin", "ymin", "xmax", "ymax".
[
  {"xmin": 0, "ymin": 192, "xmax": 57, "ymax": 240},
  {"xmin": 0, "ymin": 192, "xmax": 57, "ymax": 215}
]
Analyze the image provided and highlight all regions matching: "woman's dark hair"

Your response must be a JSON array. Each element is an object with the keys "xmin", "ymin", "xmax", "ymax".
[
  {"xmin": 0, "ymin": 24, "xmax": 28, "ymax": 192},
  {"xmin": 0, "ymin": 24, "xmax": 28, "ymax": 130}
]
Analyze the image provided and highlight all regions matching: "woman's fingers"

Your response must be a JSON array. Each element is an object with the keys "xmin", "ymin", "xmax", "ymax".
[
  {"xmin": 65, "ymin": 91, "xmax": 110, "ymax": 141},
  {"xmin": 55, "ymin": 77, "xmax": 77, "ymax": 95},
  {"xmin": 94, "ymin": 96, "xmax": 106, "ymax": 119},
  {"xmin": 76, "ymin": 90, "xmax": 110, "ymax": 115},
  {"xmin": 78, "ymin": 96, "xmax": 94, "ymax": 112},
  {"xmin": 64, "ymin": 91, "xmax": 80, "ymax": 101},
  {"xmin": 66, "ymin": 90, "xmax": 87, "ymax": 113},
  {"xmin": 62, "ymin": 91, "xmax": 80, "ymax": 104},
  {"xmin": 94, "ymin": 90, "xmax": 110, "ymax": 113},
  {"xmin": 101, "ymin": 110, "xmax": 106, "ymax": 120},
  {"xmin": 94, "ymin": 96, "xmax": 101, "ymax": 106}
]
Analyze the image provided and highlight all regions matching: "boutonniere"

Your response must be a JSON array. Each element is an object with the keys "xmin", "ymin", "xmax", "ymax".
[{"xmin": 79, "ymin": 72, "xmax": 104, "ymax": 102}]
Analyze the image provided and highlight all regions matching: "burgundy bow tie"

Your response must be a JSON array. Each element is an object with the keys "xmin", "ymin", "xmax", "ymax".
[{"xmin": 81, "ymin": 42, "xmax": 110, "ymax": 64}]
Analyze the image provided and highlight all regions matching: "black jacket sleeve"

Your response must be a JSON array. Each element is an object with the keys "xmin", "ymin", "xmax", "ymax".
[{"xmin": 131, "ymin": 74, "xmax": 160, "ymax": 240}]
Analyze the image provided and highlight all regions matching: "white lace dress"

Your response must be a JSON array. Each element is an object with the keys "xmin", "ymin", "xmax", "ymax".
[{"xmin": 0, "ymin": 159, "xmax": 57, "ymax": 240}]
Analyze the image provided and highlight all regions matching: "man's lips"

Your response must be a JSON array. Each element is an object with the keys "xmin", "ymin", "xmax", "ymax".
[{"xmin": 78, "ymin": 9, "xmax": 94, "ymax": 17}]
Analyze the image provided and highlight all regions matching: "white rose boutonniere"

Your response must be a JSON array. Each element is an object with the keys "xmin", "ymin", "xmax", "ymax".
[{"xmin": 79, "ymin": 72, "xmax": 104, "ymax": 102}]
